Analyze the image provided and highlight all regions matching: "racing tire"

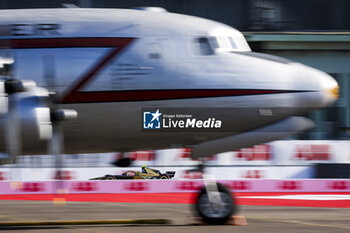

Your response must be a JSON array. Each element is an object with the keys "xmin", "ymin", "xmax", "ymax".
[
  {"xmin": 106, "ymin": 175, "xmax": 116, "ymax": 180},
  {"xmin": 158, "ymin": 174, "xmax": 170, "ymax": 179},
  {"xmin": 195, "ymin": 183, "xmax": 236, "ymax": 225}
]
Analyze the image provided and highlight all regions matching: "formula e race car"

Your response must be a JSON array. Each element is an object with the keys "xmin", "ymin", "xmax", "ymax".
[{"xmin": 90, "ymin": 166, "xmax": 176, "ymax": 180}]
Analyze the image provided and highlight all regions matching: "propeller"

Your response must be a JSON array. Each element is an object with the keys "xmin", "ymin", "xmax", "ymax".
[
  {"xmin": 0, "ymin": 25, "xmax": 77, "ymax": 186},
  {"xmin": 43, "ymin": 54, "xmax": 63, "ymax": 177},
  {"xmin": 0, "ymin": 25, "xmax": 20, "ymax": 165},
  {"xmin": 43, "ymin": 54, "xmax": 77, "ymax": 190},
  {"xmin": 0, "ymin": 25, "xmax": 50, "ymax": 168},
  {"xmin": 0, "ymin": 32, "xmax": 37, "ymax": 181}
]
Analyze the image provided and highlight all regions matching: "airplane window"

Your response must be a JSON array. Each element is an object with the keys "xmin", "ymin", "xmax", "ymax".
[
  {"xmin": 209, "ymin": 37, "xmax": 219, "ymax": 49},
  {"xmin": 233, "ymin": 36, "xmax": 251, "ymax": 51},
  {"xmin": 229, "ymin": 37, "xmax": 238, "ymax": 49},
  {"xmin": 196, "ymin": 37, "xmax": 214, "ymax": 55},
  {"xmin": 148, "ymin": 43, "xmax": 162, "ymax": 59},
  {"xmin": 215, "ymin": 36, "xmax": 241, "ymax": 52},
  {"xmin": 216, "ymin": 37, "xmax": 232, "ymax": 50},
  {"xmin": 211, "ymin": 36, "xmax": 250, "ymax": 52},
  {"xmin": 195, "ymin": 35, "xmax": 251, "ymax": 55},
  {"xmin": 149, "ymin": 53, "xmax": 160, "ymax": 59}
]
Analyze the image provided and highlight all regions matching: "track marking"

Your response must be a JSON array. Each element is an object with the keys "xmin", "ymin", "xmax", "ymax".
[
  {"xmin": 0, "ymin": 219, "xmax": 170, "ymax": 227},
  {"xmin": 241, "ymin": 194, "xmax": 350, "ymax": 200},
  {"xmin": 249, "ymin": 216, "xmax": 350, "ymax": 230}
]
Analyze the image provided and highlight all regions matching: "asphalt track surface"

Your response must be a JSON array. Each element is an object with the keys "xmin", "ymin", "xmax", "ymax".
[{"xmin": 1, "ymin": 198, "xmax": 350, "ymax": 233}]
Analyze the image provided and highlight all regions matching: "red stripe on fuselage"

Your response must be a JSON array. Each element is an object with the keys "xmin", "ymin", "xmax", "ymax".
[
  {"xmin": 60, "ymin": 89, "xmax": 303, "ymax": 103},
  {"xmin": 10, "ymin": 37, "xmax": 134, "ymax": 49}
]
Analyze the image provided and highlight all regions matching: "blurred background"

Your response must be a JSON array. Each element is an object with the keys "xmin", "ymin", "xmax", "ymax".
[
  {"xmin": 2, "ymin": 0, "xmax": 350, "ymax": 31},
  {"xmin": 0, "ymin": 0, "xmax": 350, "ymax": 181}
]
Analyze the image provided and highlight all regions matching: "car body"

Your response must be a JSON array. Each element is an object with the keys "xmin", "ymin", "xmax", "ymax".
[{"xmin": 90, "ymin": 166, "xmax": 176, "ymax": 180}]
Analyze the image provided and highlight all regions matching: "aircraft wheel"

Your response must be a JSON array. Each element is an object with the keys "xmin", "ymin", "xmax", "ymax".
[{"xmin": 195, "ymin": 183, "xmax": 236, "ymax": 225}]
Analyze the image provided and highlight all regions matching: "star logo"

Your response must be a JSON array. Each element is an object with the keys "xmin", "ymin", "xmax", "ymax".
[
  {"xmin": 150, "ymin": 109, "xmax": 162, "ymax": 122},
  {"xmin": 143, "ymin": 109, "xmax": 162, "ymax": 129}
]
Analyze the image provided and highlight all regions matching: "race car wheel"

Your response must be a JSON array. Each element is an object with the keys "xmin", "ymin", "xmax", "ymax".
[
  {"xmin": 106, "ymin": 175, "xmax": 116, "ymax": 180},
  {"xmin": 159, "ymin": 174, "xmax": 170, "ymax": 179},
  {"xmin": 195, "ymin": 183, "xmax": 236, "ymax": 225}
]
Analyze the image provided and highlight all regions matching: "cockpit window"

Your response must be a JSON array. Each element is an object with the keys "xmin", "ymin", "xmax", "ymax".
[
  {"xmin": 209, "ymin": 37, "xmax": 219, "ymax": 49},
  {"xmin": 216, "ymin": 37, "xmax": 232, "ymax": 51},
  {"xmin": 228, "ymin": 37, "xmax": 237, "ymax": 49},
  {"xmin": 195, "ymin": 37, "xmax": 214, "ymax": 55},
  {"xmin": 194, "ymin": 35, "xmax": 251, "ymax": 56},
  {"xmin": 213, "ymin": 36, "xmax": 250, "ymax": 52},
  {"xmin": 233, "ymin": 36, "xmax": 251, "ymax": 51}
]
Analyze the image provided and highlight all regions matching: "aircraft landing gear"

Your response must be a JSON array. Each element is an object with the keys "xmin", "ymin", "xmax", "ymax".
[
  {"xmin": 195, "ymin": 182, "xmax": 236, "ymax": 225},
  {"xmin": 192, "ymin": 161, "xmax": 237, "ymax": 224}
]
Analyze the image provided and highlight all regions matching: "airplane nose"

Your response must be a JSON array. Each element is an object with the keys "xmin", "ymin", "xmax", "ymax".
[
  {"xmin": 292, "ymin": 63, "xmax": 339, "ymax": 108},
  {"xmin": 319, "ymin": 72, "xmax": 339, "ymax": 105}
]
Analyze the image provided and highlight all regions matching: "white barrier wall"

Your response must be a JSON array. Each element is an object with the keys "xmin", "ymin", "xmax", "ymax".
[
  {"xmin": 3, "ymin": 140, "xmax": 349, "ymax": 168},
  {"xmin": 125, "ymin": 140, "xmax": 350, "ymax": 166},
  {"xmin": 1, "ymin": 140, "xmax": 349, "ymax": 180},
  {"xmin": 1, "ymin": 179, "xmax": 350, "ymax": 195},
  {"xmin": 0, "ymin": 166, "xmax": 314, "ymax": 181}
]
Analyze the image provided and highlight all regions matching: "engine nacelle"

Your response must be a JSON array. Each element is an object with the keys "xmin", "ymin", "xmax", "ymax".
[
  {"xmin": 0, "ymin": 86, "xmax": 53, "ymax": 151},
  {"xmin": 0, "ymin": 80, "xmax": 7, "ymax": 115}
]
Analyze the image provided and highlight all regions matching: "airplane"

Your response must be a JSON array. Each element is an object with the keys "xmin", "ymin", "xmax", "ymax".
[{"xmin": 0, "ymin": 7, "xmax": 339, "ymax": 224}]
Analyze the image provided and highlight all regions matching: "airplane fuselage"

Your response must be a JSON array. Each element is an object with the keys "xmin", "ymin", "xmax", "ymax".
[{"xmin": 0, "ymin": 8, "xmax": 338, "ymax": 155}]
